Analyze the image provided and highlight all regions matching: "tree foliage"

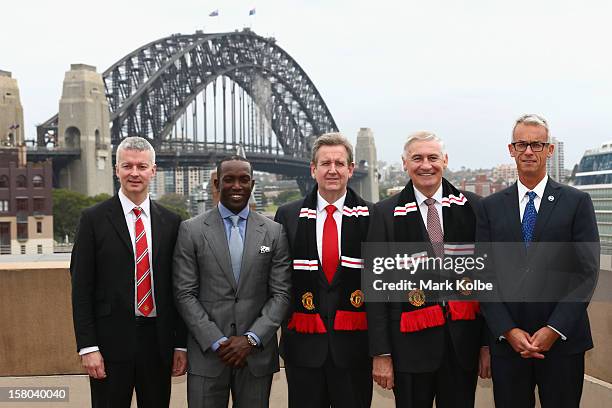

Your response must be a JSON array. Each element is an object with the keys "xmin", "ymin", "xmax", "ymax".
[
  {"xmin": 52, "ymin": 189, "xmax": 110, "ymax": 242},
  {"xmin": 273, "ymin": 189, "xmax": 302, "ymax": 206},
  {"xmin": 156, "ymin": 193, "xmax": 190, "ymax": 220}
]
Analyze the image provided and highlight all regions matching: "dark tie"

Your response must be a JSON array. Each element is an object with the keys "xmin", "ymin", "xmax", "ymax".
[
  {"xmin": 228, "ymin": 215, "xmax": 243, "ymax": 283},
  {"xmin": 322, "ymin": 204, "xmax": 339, "ymax": 284},
  {"xmin": 133, "ymin": 207, "xmax": 153, "ymax": 316},
  {"xmin": 522, "ymin": 191, "xmax": 537, "ymax": 247},
  {"xmin": 424, "ymin": 198, "xmax": 444, "ymax": 258}
]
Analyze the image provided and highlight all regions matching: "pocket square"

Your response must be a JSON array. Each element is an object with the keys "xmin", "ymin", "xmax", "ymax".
[{"xmin": 260, "ymin": 246, "xmax": 270, "ymax": 254}]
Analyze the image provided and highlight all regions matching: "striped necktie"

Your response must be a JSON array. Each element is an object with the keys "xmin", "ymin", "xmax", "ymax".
[{"xmin": 133, "ymin": 207, "xmax": 153, "ymax": 316}]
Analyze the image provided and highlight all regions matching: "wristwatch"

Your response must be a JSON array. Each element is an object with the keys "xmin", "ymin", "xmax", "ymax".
[{"xmin": 245, "ymin": 333, "xmax": 258, "ymax": 347}]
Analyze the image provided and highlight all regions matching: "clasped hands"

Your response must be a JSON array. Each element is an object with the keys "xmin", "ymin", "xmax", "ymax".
[
  {"xmin": 503, "ymin": 326, "xmax": 560, "ymax": 359},
  {"xmin": 217, "ymin": 336, "xmax": 254, "ymax": 368}
]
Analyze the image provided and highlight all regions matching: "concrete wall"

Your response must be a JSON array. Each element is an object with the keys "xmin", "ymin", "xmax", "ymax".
[
  {"xmin": 0, "ymin": 265, "xmax": 81, "ymax": 376},
  {"xmin": 0, "ymin": 264, "xmax": 610, "ymax": 406}
]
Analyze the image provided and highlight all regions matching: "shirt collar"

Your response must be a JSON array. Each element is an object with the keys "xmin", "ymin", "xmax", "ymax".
[
  {"xmin": 118, "ymin": 189, "xmax": 150, "ymax": 217},
  {"xmin": 517, "ymin": 174, "xmax": 548, "ymax": 200},
  {"xmin": 218, "ymin": 202, "xmax": 250, "ymax": 220},
  {"xmin": 317, "ymin": 191, "xmax": 346, "ymax": 213},
  {"xmin": 413, "ymin": 183, "xmax": 443, "ymax": 206}
]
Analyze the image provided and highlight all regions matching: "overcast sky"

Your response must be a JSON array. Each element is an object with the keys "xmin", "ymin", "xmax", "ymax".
[{"xmin": 3, "ymin": 0, "xmax": 611, "ymax": 170}]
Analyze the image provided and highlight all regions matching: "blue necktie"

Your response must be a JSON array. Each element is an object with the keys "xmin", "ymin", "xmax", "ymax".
[
  {"xmin": 521, "ymin": 191, "xmax": 537, "ymax": 247},
  {"xmin": 228, "ymin": 215, "xmax": 243, "ymax": 283}
]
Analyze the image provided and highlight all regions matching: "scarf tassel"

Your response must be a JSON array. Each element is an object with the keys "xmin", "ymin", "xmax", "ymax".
[
  {"xmin": 333, "ymin": 310, "xmax": 368, "ymax": 331},
  {"xmin": 448, "ymin": 301, "xmax": 480, "ymax": 320},
  {"xmin": 400, "ymin": 305, "xmax": 445, "ymax": 333},
  {"xmin": 287, "ymin": 312, "xmax": 327, "ymax": 333}
]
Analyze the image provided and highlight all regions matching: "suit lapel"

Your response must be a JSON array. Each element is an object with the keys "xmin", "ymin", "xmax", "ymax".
[
  {"xmin": 203, "ymin": 209, "xmax": 237, "ymax": 290},
  {"xmin": 150, "ymin": 201, "xmax": 163, "ymax": 270},
  {"xmin": 237, "ymin": 212, "xmax": 266, "ymax": 294},
  {"xmin": 503, "ymin": 184, "xmax": 524, "ymax": 243},
  {"xmin": 532, "ymin": 179, "xmax": 562, "ymax": 243},
  {"xmin": 108, "ymin": 195, "xmax": 133, "ymax": 254}
]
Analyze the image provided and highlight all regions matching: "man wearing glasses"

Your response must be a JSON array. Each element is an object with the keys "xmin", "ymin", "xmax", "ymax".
[{"xmin": 478, "ymin": 114, "xmax": 599, "ymax": 407}]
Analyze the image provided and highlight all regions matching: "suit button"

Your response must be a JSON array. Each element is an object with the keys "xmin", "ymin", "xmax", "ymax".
[{"xmin": 231, "ymin": 323, "xmax": 236, "ymax": 328}]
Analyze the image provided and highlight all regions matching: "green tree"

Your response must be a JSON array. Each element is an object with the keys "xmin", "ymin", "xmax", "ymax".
[
  {"xmin": 156, "ymin": 193, "xmax": 190, "ymax": 220},
  {"xmin": 52, "ymin": 189, "xmax": 109, "ymax": 242},
  {"xmin": 273, "ymin": 189, "xmax": 301, "ymax": 206}
]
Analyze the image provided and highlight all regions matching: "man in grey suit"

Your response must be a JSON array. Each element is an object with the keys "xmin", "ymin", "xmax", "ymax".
[{"xmin": 173, "ymin": 155, "xmax": 292, "ymax": 407}]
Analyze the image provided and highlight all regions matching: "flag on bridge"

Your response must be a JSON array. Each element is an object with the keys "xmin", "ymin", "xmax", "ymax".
[
  {"xmin": 249, "ymin": 8, "xmax": 256, "ymax": 16},
  {"xmin": 209, "ymin": 9, "xmax": 219, "ymax": 17}
]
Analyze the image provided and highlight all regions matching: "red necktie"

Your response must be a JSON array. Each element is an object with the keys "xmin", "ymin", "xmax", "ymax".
[
  {"xmin": 322, "ymin": 204, "xmax": 339, "ymax": 284},
  {"xmin": 133, "ymin": 207, "xmax": 153, "ymax": 316}
]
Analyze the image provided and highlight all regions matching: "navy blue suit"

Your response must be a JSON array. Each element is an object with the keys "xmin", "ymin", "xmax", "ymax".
[{"xmin": 477, "ymin": 178, "xmax": 599, "ymax": 407}]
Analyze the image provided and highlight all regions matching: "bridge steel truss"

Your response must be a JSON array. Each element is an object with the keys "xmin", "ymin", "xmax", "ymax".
[{"xmin": 37, "ymin": 29, "xmax": 339, "ymax": 166}]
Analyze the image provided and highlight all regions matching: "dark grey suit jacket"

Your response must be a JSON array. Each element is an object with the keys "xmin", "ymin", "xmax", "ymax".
[{"xmin": 173, "ymin": 207, "xmax": 292, "ymax": 377}]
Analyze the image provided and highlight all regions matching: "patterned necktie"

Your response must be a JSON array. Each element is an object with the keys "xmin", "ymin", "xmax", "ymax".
[
  {"xmin": 322, "ymin": 204, "xmax": 339, "ymax": 284},
  {"xmin": 228, "ymin": 215, "xmax": 244, "ymax": 283},
  {"xmin": 424, "ymin": 198, "xmax": 444, "ymax": 258},
  {"xmin": 522, "ymin": 191, "xmax": 537, "ymax": 247},
  {"xmin": 133, "ymin": 207, "xmax": 153, "ymax": 316}
]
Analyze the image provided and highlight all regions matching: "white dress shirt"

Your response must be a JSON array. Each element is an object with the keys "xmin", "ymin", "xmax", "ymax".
[
  {"xmin": 79, "ymin": 191, "xmax": 158, "ymax": 356},
  {"xmin": 118, "ymin": 189, "xmax": 157, "ymax": 318},
  {"xmin": 316, "ymin": 192, "xmax": 345, "ymax": 262},
  {"xmin": 517, "ymin": 175, "xmax": 548, "ymax": 221},
  {"xmin": 414, "ymin": 184, "xmax": 444, "ymax": 234},
  {"xmin": 515, "ymin": 175, "xmax": 566, "ymax": 341}
]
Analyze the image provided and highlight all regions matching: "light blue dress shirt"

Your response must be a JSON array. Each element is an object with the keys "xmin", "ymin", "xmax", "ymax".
[{"xmin": 211, "ymin": 203, "xmax": 261, "ymax": 351}]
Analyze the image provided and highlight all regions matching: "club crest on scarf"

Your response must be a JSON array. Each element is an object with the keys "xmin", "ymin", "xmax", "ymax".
[
  {"xmin": 393, "ymin": 179, "xmax": 480, "ymax": 333},
  {"xmin": 287, "ymin": 185, "xmax": 370, "ymax": 334}
]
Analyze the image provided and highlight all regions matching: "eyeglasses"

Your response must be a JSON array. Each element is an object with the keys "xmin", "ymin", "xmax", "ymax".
[{"xmin": 511, "ymin": 141, "xmax": 549, "ymax": 152}]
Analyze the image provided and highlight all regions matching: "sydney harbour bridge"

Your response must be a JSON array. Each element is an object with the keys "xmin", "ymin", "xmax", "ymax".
[{"xmin": 26, "ymin": 29, "xmax": 375, "ymax": 196}]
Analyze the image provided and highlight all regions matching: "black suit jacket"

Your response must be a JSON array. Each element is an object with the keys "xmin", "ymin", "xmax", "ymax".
[
  {"xmin": 274, "ymin": 199, "xmax": 372, "ymax": 369},
  {"xmin": 71, "ymin": 195, "xmax": 187, "ymax": 366},
  {"xmin": 367, "ymin": 190, "xmax": 484, "ymax": 373},
  {"xmin": 477, "ymin": 179, "xmax": 599, "ymax": 356}
]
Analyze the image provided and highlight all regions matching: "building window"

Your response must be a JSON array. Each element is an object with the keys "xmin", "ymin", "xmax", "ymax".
[
  {"xmin": 32, "ymin": 175, "xmax": 44, "ymax": 188},
  {"xmin": 36, "ymin": 221, "xmax": 42, "ymax": 234},
  {"xmin": 0, "ymin": 175, "xmax": 8, "ymax": 188},
  {"xmin": 0, "ymin": 200, "xmax": 8, "ymax": 212},
  {"xmin": 37, "ymin": 244, "xmax": 43, "ymax": 254},
  {"xmin": 20, "ymin": 245, "xmax": 26, "ymax": 254},
  {"xmin": 33, "ymin": 198, "xmax": 45, "ymax": 212},
  {"xmin": 17, "ymin": 223, "xmax": 28, "ymax": 241},
  {"xmin": 16, "ymin": 175, "xmax": 27, "ymax": 188},
  {"xmin": 16, "ymin": 198, "xmax": 28, "ymax": 212},
  {"xmin": 0, "ymin": 222, "xmax": 10, "ymax": 254}
]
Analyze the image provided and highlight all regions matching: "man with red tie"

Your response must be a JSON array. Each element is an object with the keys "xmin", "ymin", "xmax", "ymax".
[
  {"xmin": 71, "ymin": 136, "xmax": 187, "ymax": 407},
  {"xmin": 274, "ymin": 133, "xmax": 373, "ymax": 408}
]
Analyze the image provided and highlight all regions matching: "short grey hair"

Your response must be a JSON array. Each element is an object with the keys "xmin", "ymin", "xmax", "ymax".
[
  {"xmin": 402, "ymin": 131, "xmax": 446, "ymax": 158},
  {"xmin": 116, "ymin": 136, "xmax": 156, "ymax": 164},
  {"xmin": 512, "ymin": 114, "xmax": 550, "ymax": 142},
  {"xmin": 311, "ymin": 132, "xmax": 354, "ymax": 164}
]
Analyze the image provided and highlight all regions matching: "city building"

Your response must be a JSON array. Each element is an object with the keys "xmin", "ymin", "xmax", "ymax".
[
  {"xmin": 459, "ymin": 174, "xmax": 505, "ymax": 197},
  {"xmin": 547, "ymin": 136, "xmax": 566, "ymax": 182},
  {"xmin": 573, "ymin": 141, "xmax": 612, "ymax": 253},
  {"xmin": 0, "ymin": 149, "xmax": 53, "ymax": 255},
  {"xmin": 492, "ymin": 163, "xmax": 518, "ymax": 184}
]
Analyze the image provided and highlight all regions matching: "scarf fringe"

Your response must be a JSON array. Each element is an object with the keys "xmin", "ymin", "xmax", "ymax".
[
  {"xmin": 333, "ymin": 310, "xmax": 368, "ymax": 331},
  {"xmin": 287, "ymin": 312, "xmax": 327, "ymax": 334},
  {"xmin": 400, "ymin": 305, "xmax": 445, "ymax": 333},
  {"xmin": 448, "ymin": 301, "xmax": 480, "ymax": 320}
]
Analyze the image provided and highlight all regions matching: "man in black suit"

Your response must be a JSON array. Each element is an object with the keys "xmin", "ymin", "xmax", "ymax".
[
  {"xmin": 368, "ymin": 131, "xmax": 490, "ymax": 408},
  {"xmin": 71, "ymin": 136, "xmax": 187, "ymax": 408},
  {"xmin": 275, "ymin": 133, "xmax": 373, "ymax": 408},
  {"xmin": 478, "ymin": 114, "xmax": 599, "ymax": 407}
]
